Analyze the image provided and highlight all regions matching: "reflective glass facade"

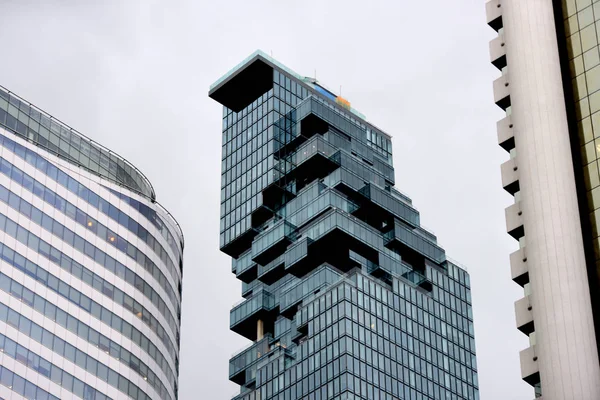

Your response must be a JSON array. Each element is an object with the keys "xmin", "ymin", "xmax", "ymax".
[
  {"xmin": 0, "ymin": 87, "xmax": 155, "ymax": 199},
  {"xmin": 561, "ymin": 0, "xmax": 600, "ymax": 286},
  {"xmin": 560, "ymin": 0, "xmax": 600, "ymax": 347},
  {"xmin": 210, "ymin": 51, "xmax": 479, "ymax": 400},
  {"xmin": 0, "ymin": 88, "xmax": 184, "ymax": 400}
]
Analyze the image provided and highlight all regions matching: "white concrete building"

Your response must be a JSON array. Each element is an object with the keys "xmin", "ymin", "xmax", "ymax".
[{"xmin": 487, "ymin": 0, "xmax": 600, "ymax": 398}]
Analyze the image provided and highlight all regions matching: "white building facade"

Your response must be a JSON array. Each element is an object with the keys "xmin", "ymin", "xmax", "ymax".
[
  {"xmin": 487, "ymin": 0, "xmax": 600, "ymax": 398},
  {"xmin": 0, "ymin": 86, "xmax": 183, "ymax": 400}
]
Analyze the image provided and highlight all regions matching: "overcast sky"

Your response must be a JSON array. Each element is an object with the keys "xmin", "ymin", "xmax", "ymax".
[{"xmin": 0, "ymin": 1, "xmax": 531, "ymax": 398}]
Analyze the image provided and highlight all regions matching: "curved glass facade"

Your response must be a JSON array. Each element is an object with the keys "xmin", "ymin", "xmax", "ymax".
[
  {"xmin": 0, "ymin": 86, "xmax": 155, "ymax": 200},
  {"xmin": 0, "ymin": 88, "xmax": 182, "ymax": 400}
]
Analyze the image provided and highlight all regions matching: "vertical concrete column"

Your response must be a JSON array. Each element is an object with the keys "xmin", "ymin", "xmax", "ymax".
[
  {"xmin": 503, "ymin": 0, "xmax": 600, "ymax": 398},
  {"xmin": 257, "ymin": 320, "xmax": 264, "ymax": 341}
]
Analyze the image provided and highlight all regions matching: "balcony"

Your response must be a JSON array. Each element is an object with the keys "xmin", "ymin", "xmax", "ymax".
[
  {"xmin": 489, "ymin": 34, "xmax": 507, "ymax": 70},
  {"xmin": 287, "ymin": 188, "xmax": 358, "ymax": 230},
  {"xmin": 250, "ymin": 201, "xmax": 277, "ymax": 231},
  {"xmin": 295, "ymin": 96, "xmax": 371, "ymax": 144},
  {"xmin": 493, "ymin": 74, "xmax": 511, "ymax": 110},
  {"xmin": 486, "ymin": 0, "xmax": 503, "ymax": 31},
  {"xmin": 229, "ymin": 333, "xmax": 272, "ymax": 385},
  {"xmin": 234, "ymin": 251, "xmax": 258, "ymax": 284},
  {"xmin": 257, "ymin": 254, "xmax": 285, "ymax": 284},
  {"xmin": 497, "ymin": 115, "xmax": 515, "ymax": 152},
  {"xmin": 505, "ymin": 202, "xmax": 524, "ymax": 240},
  {"xmin": 241, "ymin": 279, "xmax": 264, "ymax": 298},
  {"xmin": 510, "ymin": 248, "xmax": 529, "ymax": 287},
  {"xmin": 251, "ymin": 220, "xmax": 296, "ymax": 265},
  {"xmin": 230, "ymin": 289, "xmax": 277, "ymax": 340},
  {"xmin": 288, "ymin": 210, "xmax": 380, "ymax": 276},
  {"xmin": 387, "ymin": 188, "xmax": 411, "ymax": 205},
  {"xmin": 401, "ymin": 268, "xmax": 433, "ymax": 293},
  {"xmin": 365, "ymin": 259, "xmax": 393, "ymax": 286},
  {"xmin": 355, "ymin": 183, "xmax": 420, "ymax": 228},
  {"xmin": 384, "ymin": 220, "xmax": 446, "ymax": 265},
  {"xmin": 272, "ymin": 110, "xmax": 329, "ymax": 159},
  {"xmin": 501, "ymin": 158, "xmax": 520, "ymax": 195},
  {"xmin": 221, "ymin": 227, "xmax": 259, "ymax": 259},
  {"xmin": 279, "ymin": 265, "xmax": 342, "ymax": 317},
  {"xmin": 520, "ymin": 345, "xmax": 540, "ymax": 387},
  {"xmin": 299, "ymin": 113, "xmax": 329, "ymax": 138},
  {"xmin": 273, "ymin": 136, "xmax": 340, "ymax": 191},
  {"xmin": 515, "ymin": 296, "xmax": 534, "ymax": 335},
  {"xmin": 237, "ymin": 262, "xmax": 257, "ymax": 284},
  {"xmin": 284, "ymin": 237, "xmax": 311, "ymax": 274}
]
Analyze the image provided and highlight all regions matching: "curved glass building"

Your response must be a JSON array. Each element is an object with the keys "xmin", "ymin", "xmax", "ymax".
[
  {"xmin": 210, "ymin": 51, "xmax": 479, "ymax": 400},
  {"xmin": 0, "ymin": 86, "xmax": 184, "ymax": 400}
]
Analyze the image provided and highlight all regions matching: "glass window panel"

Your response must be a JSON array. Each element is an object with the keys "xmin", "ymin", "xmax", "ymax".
[
  {"xmin": 579, "ymin": 6, "xmax": 595, "ymax": 27},
  {"xmin": 582, "ymin": 23, "xmax": 600, "ymax": 51},
  {"xmin": 586, "ymin": 161, "xmax": 600, "ymax": 190},
  {"xmin": 568, "ymin": 32, "xmax": 583, "ymax": 59},
  {"xmin": 588, "ymin": 64, "xmax": 600, "ymax": 93},
  {"xmin": 575, "ymin": 74, "xmax": 589, "ymax": 99},
  {"xmin": 592, "ymin": 112, "xmax": 600, "ymax": 139},
  {"xmin": 580, "ymin": 97, "xmax": 592, "ymax": 119},
  {"xmin": 584, "ymin": 47, "xmax": 600, "ymax": 70},
  {"xmin": 12, "ymin": 374, "xmax": 25, "ymax": 394}
]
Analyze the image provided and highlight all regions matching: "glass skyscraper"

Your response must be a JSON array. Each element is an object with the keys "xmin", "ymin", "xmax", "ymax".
[
  {"xmin": 209, "ymin": 51, "xmax": 479, "ymax": 400},
  {"xmin": 0, "ymin": 86, "xmax": 184, "ymax": 400}
]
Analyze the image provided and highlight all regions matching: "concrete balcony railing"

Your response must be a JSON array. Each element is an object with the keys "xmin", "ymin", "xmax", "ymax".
[
  {"xmin": 515, "ymin": 296, "xmax": 534, "ymax": 335},
  {"xmin": 493, "ymin": 74, "xmax": 511, "ymax": 110},
  {"xmin": 520, "ymin": 345, "xmax": 541, "ymax": 387},
  {"xmin": 505, "ymin": 202, "xmax": 524, "ymax": 240},
  {"xmin": 486, "ymin": 0, "xmax": 503, "ymax": 31},
  {"xmin": 497, "ymin": 115, "xmax": 515, "ymax": 152},
  {"xmin": 510, "ymin": 247, "xmax": 529, "ymax": 287},
  {"xmin": 490, "ymin": 34, "xmax": 507, "ymax": 70},
  {"xmin": 501, "ymin": 158, "xmax": 519, "ymax": 195}
]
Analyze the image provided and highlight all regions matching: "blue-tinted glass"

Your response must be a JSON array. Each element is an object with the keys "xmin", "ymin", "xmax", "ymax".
[{"xmin": 210, "ymin": 53, "xmax": 478, "ymax": 400}]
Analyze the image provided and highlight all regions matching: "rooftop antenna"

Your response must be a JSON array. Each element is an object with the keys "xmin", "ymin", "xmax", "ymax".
[{"xmin": 270, "ymin": 50, "xmax": 273, "ymax": 57}]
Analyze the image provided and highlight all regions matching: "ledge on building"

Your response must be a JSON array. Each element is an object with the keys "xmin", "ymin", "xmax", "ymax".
[{"xmin": 209, "ymin": 57, "xmax": 273, "ymax": 112}]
